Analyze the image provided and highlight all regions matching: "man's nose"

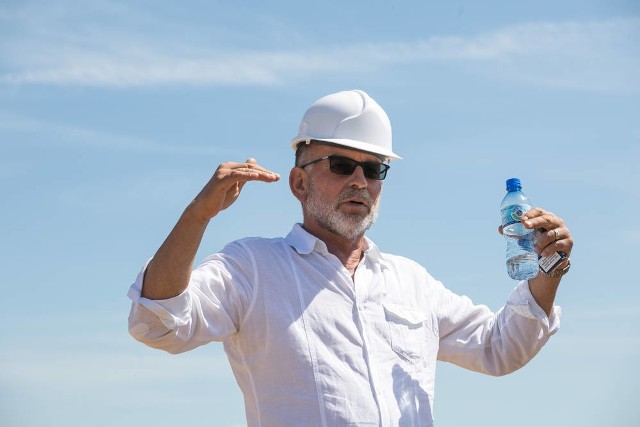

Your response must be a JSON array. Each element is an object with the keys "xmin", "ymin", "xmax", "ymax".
[{"xmin": 349, "ymin": 165, "xmax": 368, "ymax": 188}]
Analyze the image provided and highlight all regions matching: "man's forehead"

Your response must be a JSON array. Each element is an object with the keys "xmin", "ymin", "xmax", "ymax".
[{"xmin": 309, "ymin": 142, "xmax": 385, "ymax": 162}]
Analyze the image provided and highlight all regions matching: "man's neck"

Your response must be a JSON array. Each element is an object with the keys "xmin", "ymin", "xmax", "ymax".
[{"xmin": 302, "ymin": 223, "xmax": 367, "ymax": 278}]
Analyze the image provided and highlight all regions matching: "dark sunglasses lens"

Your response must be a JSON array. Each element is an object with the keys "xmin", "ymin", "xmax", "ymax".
[
  {"xmin": 329, "ymin": 157, "xmax": 357, "ymax": 175},
  {"xmin": 363, "ymin": 163, "xmax": 387, "ymax": 180},
  {"xmin": 328, "ymin": 156, "xmax": 388, "ymax": 180}
]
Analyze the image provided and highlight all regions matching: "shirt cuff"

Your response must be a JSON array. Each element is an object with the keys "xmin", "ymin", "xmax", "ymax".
[
  {"xmin": 506, "ymin": 280, "xmax": 561, "ymax": 334},
  {"xmin": 127, "ymin": 258, "xmax": 192, "ymax": 330}
]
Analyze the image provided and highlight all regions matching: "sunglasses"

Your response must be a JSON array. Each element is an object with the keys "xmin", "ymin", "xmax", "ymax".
[{"xmin": 298, "ymin": 155, "xmax": 390, "ymax": 180}]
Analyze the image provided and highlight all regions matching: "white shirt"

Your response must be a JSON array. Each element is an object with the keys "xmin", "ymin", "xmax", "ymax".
[{"xmin": 128, "ymin": 224, "xmax": 560, "ymax": 427}]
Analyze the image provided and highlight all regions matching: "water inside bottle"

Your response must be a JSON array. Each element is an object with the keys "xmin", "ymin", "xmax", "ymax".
[{"xmin": 506, "ymin": 234, "xmax": 539, "ymax": 280}]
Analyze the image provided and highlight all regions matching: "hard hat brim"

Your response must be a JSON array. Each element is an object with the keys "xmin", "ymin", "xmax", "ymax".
[{"xmin": 291, "ymin": 137, "xmax": 402, "ymax": 161}]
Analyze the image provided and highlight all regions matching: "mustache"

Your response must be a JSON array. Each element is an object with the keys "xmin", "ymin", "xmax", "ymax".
[{"xmin": 337, "ymin": 188, "xmax": 374, "ymax": 206}]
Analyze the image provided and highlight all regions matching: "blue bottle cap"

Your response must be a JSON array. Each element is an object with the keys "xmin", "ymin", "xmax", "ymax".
[{"xmin": 506, "ymin": 178, "xmax": 522, "ymax": 192}]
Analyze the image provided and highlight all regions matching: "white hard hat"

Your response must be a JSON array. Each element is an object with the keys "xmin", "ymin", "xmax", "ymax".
[{"xmin": 290, "ymin": 89, "xmax": 402, "ymax": 161}]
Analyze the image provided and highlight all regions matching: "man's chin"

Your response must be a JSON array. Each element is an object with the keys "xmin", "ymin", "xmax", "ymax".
[{"xmin": 331, "ymin": 217, "xmax": 375, "ymax": 240}]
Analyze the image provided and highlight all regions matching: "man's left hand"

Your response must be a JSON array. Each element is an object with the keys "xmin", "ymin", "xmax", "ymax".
[{"xmin": 521, "ymin": 207, "xmax": 574, "ymax": 259}]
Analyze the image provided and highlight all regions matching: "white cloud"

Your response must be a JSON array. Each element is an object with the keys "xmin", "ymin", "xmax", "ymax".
[
  {"xmin": 0, "ymin": 111, "xmax": 227, "ymax": 154},
  {"xmin": 0, "ymin": 1, "xmax": 638, "ymax": 92}
]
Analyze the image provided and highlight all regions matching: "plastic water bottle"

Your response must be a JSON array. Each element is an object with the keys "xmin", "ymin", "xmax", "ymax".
[{"xmin": 500, "ymin": 178, "xmax": 538, "ymax": 280}]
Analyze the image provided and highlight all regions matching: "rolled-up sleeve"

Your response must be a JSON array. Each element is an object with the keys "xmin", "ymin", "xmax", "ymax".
[
  {"xmin": 505, "ymin": 279, "xmax": 561, "ymax": 336},
  {"xmin": 436, "ymin": 280, "xmax": 561, "ymax": 376},
  {"xmin": 127, "ymin": 242, "xmax": 255, "ymax": 354}
]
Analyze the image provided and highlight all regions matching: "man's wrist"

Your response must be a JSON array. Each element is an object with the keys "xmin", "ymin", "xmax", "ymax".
[{"xmin": 184, "ymin": 201, "xmax": 215, "ymax": 226}]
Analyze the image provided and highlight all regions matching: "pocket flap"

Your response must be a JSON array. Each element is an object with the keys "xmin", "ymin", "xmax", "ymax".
[{"xmin": 383, "ymin": 303, "xmax": 428, "ymax": 326}]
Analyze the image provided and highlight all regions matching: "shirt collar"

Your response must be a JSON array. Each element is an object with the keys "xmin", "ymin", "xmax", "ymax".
[
  {"xmin": 285, "ymin": 223, "xmax": 384, "ymax": 262},
  {"xmin": 285, "ymin": 223, "xmax": 328, "ymax": 255}
]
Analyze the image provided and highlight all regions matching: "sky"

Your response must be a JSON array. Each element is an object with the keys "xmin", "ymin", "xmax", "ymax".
[{"xmin": 1, "ymin": 0, "xmax": 639, "ymax": 426}]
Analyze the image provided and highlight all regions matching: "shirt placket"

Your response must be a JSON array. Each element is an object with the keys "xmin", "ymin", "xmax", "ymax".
[{"xmin": 352, "ymin": 257, "xmax": 391, "ymax": 427}]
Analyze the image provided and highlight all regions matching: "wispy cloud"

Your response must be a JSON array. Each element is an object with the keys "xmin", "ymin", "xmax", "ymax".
[
  {"xmin": 0, "ymin": 2, "xmax": 638, "ymax": 92},
  {"xmin": 0, "ymin": 111, "xmax": 227, "ymax": 154}
]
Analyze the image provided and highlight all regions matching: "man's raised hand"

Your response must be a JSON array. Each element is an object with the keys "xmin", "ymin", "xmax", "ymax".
[{"xmin": 189, "ymin": 158, "xmax": 280, "ymax": 222}]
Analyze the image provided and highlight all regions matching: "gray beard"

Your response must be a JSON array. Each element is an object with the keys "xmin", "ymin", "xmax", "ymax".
[{"xmin": 305, "ymin": 178, "xmax": 380, "ymax": 241}]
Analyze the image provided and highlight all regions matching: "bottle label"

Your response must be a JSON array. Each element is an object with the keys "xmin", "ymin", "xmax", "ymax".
[{"xmin": 501, "ymin": 204, "xmax": 531, "ymax": 227}]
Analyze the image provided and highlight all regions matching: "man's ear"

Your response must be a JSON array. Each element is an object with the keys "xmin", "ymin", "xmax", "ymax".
[{"xmin": 289, "ymin": 167, "xmax": 308, "ymax": 203}]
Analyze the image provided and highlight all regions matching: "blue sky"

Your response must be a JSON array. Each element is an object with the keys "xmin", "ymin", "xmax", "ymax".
[{"xmin": 1, "ymin": 1, "xmax": 639, "ymax": 426}]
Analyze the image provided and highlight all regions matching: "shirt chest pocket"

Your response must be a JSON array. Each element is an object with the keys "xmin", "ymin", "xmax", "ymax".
[{"xmin": 382, "ymin": 303, "xmax": 437, "ymax": 363}]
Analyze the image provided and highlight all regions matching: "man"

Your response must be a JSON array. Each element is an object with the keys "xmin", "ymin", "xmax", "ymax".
[{"xmin": 128, "ymin": 89, "xmax": 573, "ymax": 426}]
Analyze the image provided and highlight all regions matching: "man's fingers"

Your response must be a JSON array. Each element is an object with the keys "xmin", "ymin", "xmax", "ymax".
[
  {"xmin": 217, "ymin": 160, "xmax": 280, "ymax": 184},
  {"xmin": 521, "ymin": 208, "xmax": 573, "ymax": 257},
  {"xmin": 212, "ymin": 159, "xmax": 280, "ymax": 196},
  {"xmin": 520, "ymin": 208, "xmax": 559, "ymax": 230},
  {"xmin": 534, "ymin": 227, "xmax": 573, "ymax": 257},
  {"xmin": 192, "ymin": 158, "xmax": 281, "ymax": 219}
]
